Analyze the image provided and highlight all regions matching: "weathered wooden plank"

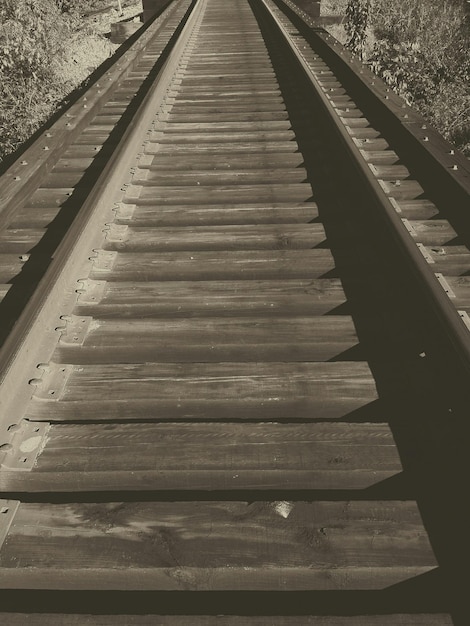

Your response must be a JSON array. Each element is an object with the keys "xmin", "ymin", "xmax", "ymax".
[
  {"xmin": 180, "ymin": 62, "xmax": 275, "ymax": 71},
  {"xmin": 368, "ymin": 164, "xmax": 410, "ymax": 180},
  {"xmin": 388, "ymin": 199, "xmax": 439, "ymax": 220},
  {"xmin": 9, "ymin": 207, "xmax": 62, "ymax": 228},
  {"xmin": 189, "ymin": 51, "xmax": 270, "ymax": 58},
  {"xmin": 42, "ymin": 171, "xmax": 98, "ymax": 189},
  {"xmin": 187, "ymin": 46, "xmax": 268, "ymax": 53},
  {"xmin": 105, "ymin": 224, "xmax": 325, "ymax": 252},
  {"xmin": 169, "ymin": 102, "xmax": 287, "ymax": 113},
  {"xmin": 23, "ymin": 189, "xmax": 77, "ymax": 209},
  {"xmin": 167, "ymin": 112, "xmax": 290, "ymax": 124},
  {"xmin": 76, "ymin": 278, "xmax": 346, "ymax": 317},
  {"xmin": 55, "ymin": 315, "xmax": 359, "ymax": 363},
  {"xmin": 378, "ymin": 180, "xmax": 424, "ymax": 200},
  {"xmin": 131, "ymin": 183, "xmax": 312, "ymax": 205},
  {"xmin": 0, "ymin": 422, "xmax": 401, "ymax": 491},
  {"xmin": 404, "ymin": 220, "xmax": 458, "ymax": 246},
  {"xmin": 0, "ymin": 500, "xmax": 436, "ymax": 590},
  {"xmin": 90, "ymin": 250, "xmax": 336, "ymax": 281},
  {"xmin": 156, "ymin": 121, "xmax": 292, "ymax": 133},
  {"xmin": 53, "ymin": 157, "xmax": 104, "ymax": 171},
  {"xmin": 0, "ymin": 616, "xmax": 454, "ymax": 625},
  {"xmin": 61, "ymin": 144, "xmax": 109, "ymax": 158},
  {"xmin": 0, "ymin": 229, "xmax": 45, "ymax": 254},
  {"xmin": 169, "ymin": 88, "xmax": 282, "ymax": 98},
  {"xmin": 168, "ymin": 96, "xmax": 286, "ymax": 108},
  {"xmin": 117, "ymin": 202, "xmax": 318, "ymax": 226},
  {"xmin": 176, "ymin": 75, "xmax": 279, "ymax": 87},
  {"xmin": 133, "ymin": 168, "xmax": 307, "ymax": 186},
  {"xmin": 417, "ymin": 245, "xmax": 470, "ymax": 275},
  {"xmin": 145, "ymin": 141, "xmax": 298, "ymax": 154},
  {"xmin": 144, "ymin": 153, "xmax": 304, "ymax": 170},
  {"xmin": 73, "ymin": 132, "xmax": 115, "ymax": 144},
  {"xmin": 178, "ymin": 75, "xmax": 277, "ymax": 85},
  {"xmin": 439, "ymin": 275, "xmax": 470, "ymax": 311},
  {"xmin": 27, "ymin": 361, "xmax": 377, "ymax": 420},
  {"xmin": 149, "ymin": 130, "xmax": 294, "ymax": 143}
]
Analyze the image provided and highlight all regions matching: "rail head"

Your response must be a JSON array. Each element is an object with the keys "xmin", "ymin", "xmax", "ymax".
[{"xmin": 263, "ymin": 0, "xmax": 470, "ymax": 376}]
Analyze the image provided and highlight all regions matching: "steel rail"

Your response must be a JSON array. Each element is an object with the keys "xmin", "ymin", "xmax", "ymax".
[
  {"xmin": 0, "ymin": 0, "xmax": 201, "ymax": 436},
  {"xmin": 263, "ymin": 0, "xmax": 470, "ymax": 376}
]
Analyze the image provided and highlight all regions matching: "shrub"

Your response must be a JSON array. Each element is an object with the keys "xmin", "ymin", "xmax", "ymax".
[
  {"xmin": 344, "ymin": 0, "xmax": 470, "ymax": 154},
  {"xmin": 0, "ymin": 0, "xmax": 87, "ymax": 160},
  {"xmin": 344, "ymin": 0, "xmax": 370, "ymax": 58}
]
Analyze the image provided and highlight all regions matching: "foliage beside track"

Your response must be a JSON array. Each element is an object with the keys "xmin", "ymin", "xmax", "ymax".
[
  {"xmin": 0, "ymin": 0, "xmax": 73, "ymax": 158},
  {"xmin": 1, "ymin": 0, "xmax": 468, "ymax": 161},
  {"xmin": 334, "ymin": 0, "xmax": 470, "ymax": 155},
  {"xmin": 0, "ymin": 0, "xmax": 130, "ymax": 163}
]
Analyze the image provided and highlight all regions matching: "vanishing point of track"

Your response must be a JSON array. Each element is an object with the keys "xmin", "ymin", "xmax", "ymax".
[{"xmin": 0, "ymin": 0, "xmax": 470, "ymax": 623}]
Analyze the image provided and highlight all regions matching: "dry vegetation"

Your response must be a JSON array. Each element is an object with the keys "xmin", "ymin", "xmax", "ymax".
[
  {"xmin": 320, "ymin": 0, "xmax": 470, "ymax": 155},
  {"xmin": 0, "ymin": 0, "xmax": 141, "ymax": 163}
]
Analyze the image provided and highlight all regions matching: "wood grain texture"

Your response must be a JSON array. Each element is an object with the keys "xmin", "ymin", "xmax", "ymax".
[
  {"xmin": 132, "ymin": 183, "xmax": 313, "ymax": 205},
  {"xmin": 0, "ymin": 422, "xmax": 401, "ymax": 491},
  {"xmin": 27, "ymin": 361, "xmax": 378, "ymax": 420},
  {"xmin": 90, "ymin": 250, "xmax": 336, "ymax": 281},
  {"xmin": 117, "ymin": 202, "xmax": 319, "ymax": 227},
  {"xmin": 149, "ymin": 130, "xmax": 294, "ymax": 144},
  {"xmin": 105, "ymin": 224, "xmax": 326, "ymax": 252},
  {"xmin": 144, "ymin": 152, "xmax": 304, "ymax": 169},
  {"xmin": 0, "ymin": 229, "xmax": 47, "ymax": 254},
  {"xmin": 133, "ymin": 168, "xmax": 307, "ymax": 185},
  {"xmin": 0, "ymin": 501, "xmax": 436, "ymax": 590},
  {"xmin": 76, "ymin": 278, "xmax": 346, "ymax": 317},
  {"xmin": 405, "ymin": 220, "xmax": 458, "ymax": 246},
  {"xmin": 145, "ymin": 140, "xmax": 299, "ymax": 154},
  {"xmin": 56, "ymin": 315, "xmax": 360, "ymax": 363},
  {"xmin": 417, "ymin": 245, "xmax": 470, "ymax": 275}
]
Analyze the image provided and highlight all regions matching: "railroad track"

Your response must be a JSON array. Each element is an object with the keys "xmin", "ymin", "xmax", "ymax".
[{"xmin": 0, "ymin": 0, "xmax": 469, "ymax": 622}]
